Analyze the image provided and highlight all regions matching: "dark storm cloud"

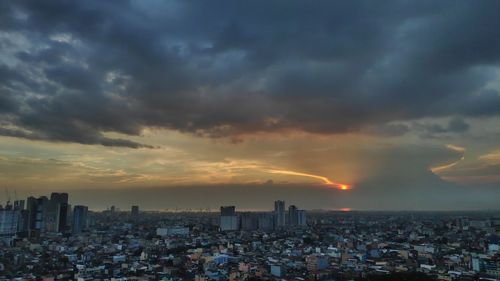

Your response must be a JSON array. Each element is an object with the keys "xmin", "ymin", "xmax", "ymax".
[
  {"xmin": 412, "ymin": 117, "xmax": 471, "ymax": 139},
  {"xmin": 448, "ymin": 117, "xmax": 470, "ymax": 133},
  {"xmin": 0, "ymin": 126, "xmax": 152, "ymax": 148},
  {"xmin": 363, "ymin": 123, "xmax": 410, "ymax": 137},
  {"xmin": 1, "ymin": 0, "xmax": 500, "ymax": 146}
]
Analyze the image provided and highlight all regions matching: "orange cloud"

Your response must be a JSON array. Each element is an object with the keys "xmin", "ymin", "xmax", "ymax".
[
  {"xmin": 265, "ymin": 169, "xmax": 350, "ymax": 190},
  {"xmin": 431, "ymin": 156, "xmax": 465, "ymax": 173},
  {"xmin": 430, "ymin": 144, "xmax": 466, "ymax": 173}
]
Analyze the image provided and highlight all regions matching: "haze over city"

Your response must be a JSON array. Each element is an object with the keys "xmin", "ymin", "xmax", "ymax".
[{"xmin": 1, "ymin": 0, "xmax": 500, "ymax": 210}]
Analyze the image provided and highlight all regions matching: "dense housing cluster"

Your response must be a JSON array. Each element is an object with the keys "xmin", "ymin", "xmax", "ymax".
[{"xmin": 1, "ymin": 195, "xmax": 500, "ymax": 280}]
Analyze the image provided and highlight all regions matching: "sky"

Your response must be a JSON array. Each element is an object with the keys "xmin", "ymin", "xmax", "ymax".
[{"xmin": 0, "ymin": 0, "xmax": 499, "ymax": 210}]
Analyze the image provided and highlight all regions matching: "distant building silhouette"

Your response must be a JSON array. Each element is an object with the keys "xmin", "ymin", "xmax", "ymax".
[
  {"xmin": 131, "ymin": 205, "xmax": 139, "ymax": 216},
  {"xmin": 220, "ymin": 206, "xmax": 235, "ymax": 216}
]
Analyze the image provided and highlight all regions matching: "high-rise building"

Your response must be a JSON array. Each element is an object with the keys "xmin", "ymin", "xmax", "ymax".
[
  {"xmin": 13, "ymin": 200, "xmax": 25, "ymax": 210},
  {"xmin": 298, "ymin": 210, "xmax": 307, "ymax": 227},
  {"xmin": 17, "ymin": 209, "xmax": 30, "ymax": 237},
  {"xmin": 59, "ymin": 202, "xmax": 68, "ymax": 231},
  {"xmin": 258, "ymin": 213, "xmax": 275, "ymax": 231},
  {"xmin": 287, "ymin": 205, "xmax": 306, "ymax": 227},
  {"xmin": 45, "ymin": 193, "xmax": 69, "ymax": 233},
  {"xmin": 274, "ymin": 200, "xmax": 286, "ymax": 228},
  {"xmin": 220, "ymin": 206, "xmax": 235, "ymax": 216},
  {"xmin": 220, "ymin": 206, "xmax": 238, "ymax": 231},
  {"xmin": 131, "ymin": 205, "xmax": 139, "ymax": 216},
  {"xmin": 240, "ymin": 212, "xmax": 258, "ymax": 231},
  {"xmin": 26, "ymin": 196, "xmax": 48, "ymax": 237},
  {"xmin": 66, "ymin": 204, "xmax": 72, "ymax": 226},
  {"xmin": 288, "ymin": 205, "xmax": 299, "ymax": 226},
  {"xmin": 0, "ymin": 203, "xmax": 18, "ymax": 237},
  {"xmin": 72, "ymin": 205, "xmax": 88, "ymax": 234}
]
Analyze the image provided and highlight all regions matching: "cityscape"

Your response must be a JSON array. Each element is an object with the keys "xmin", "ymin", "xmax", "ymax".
[
  {"xmin": 1, "ymin": 0, "xmax": 500, "ymax": 280},
  {"xmin": 1, "ymin": 194, "xmax": 500, "ymax": 280}
]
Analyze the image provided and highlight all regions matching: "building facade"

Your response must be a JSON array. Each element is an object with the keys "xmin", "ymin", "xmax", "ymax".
[{"xmin": 274, "ymin": 200, "xmax": 286, "ymax": 228}]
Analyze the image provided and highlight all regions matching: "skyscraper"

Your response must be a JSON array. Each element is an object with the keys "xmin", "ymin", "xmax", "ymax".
[
  {"xmin": 13, "ymin": 200, "xmax": 25, "ymax": 210},
  {"xmin": 45, "ymin": 193, "xmax": 69, "ymax": 233},
  {"xmin": 17, "ymin": 209, "xmax": 30, "ymax": 237},
  {"xmin": 258, "ymin": 213, "xmax": 275, "ymax": 231},
  {"xmin": 131, "ymin": 205, "xmax": 139, "ymax": 216},
  {"xmin": 240, "ymin": 212, "xmax": 259, "ymax": 231},
  {"xmin": 274, "ymin": 200, "xmax": 286, "ymax": 228},
  {"xmin": 298, "ymin": 210, "xmax": 307, "ymax": 227},
  {"xmin": 288, "ymin": 205, "xmax": 299, "ymax": 226},
  {"xmin": 72, "ymin": 205, "xmax": 88, "ymax": 234},
  {"xmin": 220, "ymin": 206, "xmax": 235, "ymax": 216},
  {"xmin": 26, "ymin": 196, "xmax": 48, "ymax": 237},
  {"xmin": 0, "ymin": 203, "xmax": 18, "ymax": 237},
  {"xmin": 220, "ymin": 206, "xmax": 238, "ymax": 231}
]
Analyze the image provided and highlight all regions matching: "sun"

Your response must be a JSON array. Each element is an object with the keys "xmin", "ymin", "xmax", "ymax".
[{"xmin": 340, "ymin": 184, "xmax": 349, "ymax": 190}]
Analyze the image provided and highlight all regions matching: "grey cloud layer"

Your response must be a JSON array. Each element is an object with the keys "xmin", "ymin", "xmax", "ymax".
[{"xmin": 1, "ymin": 0, "xmax": 500, "ymax": 146}]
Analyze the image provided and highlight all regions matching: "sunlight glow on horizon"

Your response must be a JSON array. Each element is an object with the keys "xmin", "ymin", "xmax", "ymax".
[{"xmin": 265, "ymin": 169, "xmax": 351, "ymax": 190}]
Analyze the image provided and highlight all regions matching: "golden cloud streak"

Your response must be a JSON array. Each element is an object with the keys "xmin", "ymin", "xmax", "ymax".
[
  {"xmin": 446, "ymin": 144, "xmax": 466, "ymax": 153},
  {"xmin": 430, "ymin": 156, "xmax": 465, "ymax": 173},
  {"xmin": 430, "ymin": 144, "xmax": 466, "ymax": 173},
  {"xmin": 265, "ymin": 169, "xmax": 350, "ymax": 190}
]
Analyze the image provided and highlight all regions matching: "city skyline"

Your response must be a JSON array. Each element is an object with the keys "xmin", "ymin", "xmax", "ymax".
[{"xmin": 1, "ymin": 1, "xmax": 500, "ymax": 210}]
